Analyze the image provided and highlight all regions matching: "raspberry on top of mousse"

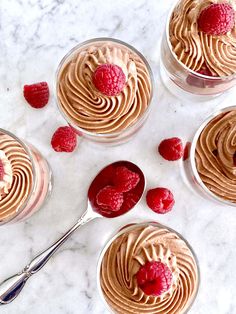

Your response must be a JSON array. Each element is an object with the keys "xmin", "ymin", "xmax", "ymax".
[
  {"xmin": 198, "ymin": 3, "xmax": 235, "ymax": 36},
  {"xmin": 92, "ymin": 63, "xmax": 126, "ymax": 96},
  {"xmin": 136, "ymin": 261, "xmax": 173, "ymax": 297}
]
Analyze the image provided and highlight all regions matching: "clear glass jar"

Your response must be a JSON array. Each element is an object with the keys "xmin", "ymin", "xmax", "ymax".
[
  {"xmin": 181, "ymin": 106, "xmax": 236, "ymax": 206},
  {"xmin": 160, "ymin": 1, "xmax": 236, "ymax": 102},
  {"xmin": 55, "ymin": 38, "xmax": 154, "ymax": 146},
  {"xmin": 0, "ymin": 129, "xmax": 52, "ymax": 225},
  {"xmin": 97, "ymin": 221, "xmax": 200, "ymax": 314}
]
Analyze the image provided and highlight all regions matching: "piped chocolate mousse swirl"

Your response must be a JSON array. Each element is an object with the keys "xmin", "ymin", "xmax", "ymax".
[
  {"xmin": 100, "ymin": 225, "xmax": 199, "ymax": 314},
  {"xmin": 195, "ymin": 110, "xmax": 236, "ymax": 202},
  {"xmin": 57, "ymin": 40, "xmax": 152, "ymax": 134},
  {"xmin": 169, "ymin": 0, "xmax": 236, "ymax": 76},
  {"xmin": 0, "ymin": 132, "xmax": 33, "ymax": 221}
]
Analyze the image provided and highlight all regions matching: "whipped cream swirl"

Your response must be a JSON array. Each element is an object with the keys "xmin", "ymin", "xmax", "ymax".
[
  {"xmin": 195, "ymin": 110, "xmax": 236, "ymax": 202},
  {"xmin": 57, "ymin": 41, "xmax": 152, "ymax": 134},
  {"xmin": 100, "ymin": 225, "xmax": 199, "ymax": 314},
  {"xmin": 169, "ymin": 0, "xmax": 236, "ymax": 76},
  {"xmin": 0, "ymin": 132, "xmax": 33, "ymax": 221}
]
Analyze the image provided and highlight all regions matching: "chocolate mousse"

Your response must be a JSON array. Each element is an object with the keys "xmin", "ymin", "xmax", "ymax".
[
  {"xmin": 195, "ymin": 109, "xmax": 236, "ymax": 202},
  {"xmin": 0, "ymin": 131, "xmax": 33, "ymax": 221},
  {"xmin": 57, "ymin": 39, "xmax": 152, "ymax": 134},
  {"xmin": 100, "ymin": 224, "xmax": 199, "ymax": 313},
  {"xmin": 169, "ymin": 0, "xmax": 236, "ymax": 76}
]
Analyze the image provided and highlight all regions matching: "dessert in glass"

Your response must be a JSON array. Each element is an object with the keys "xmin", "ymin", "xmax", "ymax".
[
  {"xmin": 0, "ymin": 129, "xmax": 52, "ymax": 225},
  {"xmin": 56, "ymin": 38, "xmax": 153, "ymax": 145},
  {"xmin": 97, "ymin": 222, "xmax": 200, "ymax": 314},
  {"xmin": 183, "ymin": 106, "xmax": 236, "ymax": 206},
  {"xmin": 160, "ymin": 0, "xmax": 236, "ymax": 101}
]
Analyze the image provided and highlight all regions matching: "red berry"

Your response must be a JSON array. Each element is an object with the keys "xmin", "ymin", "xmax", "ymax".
[
  {"xmin": 96, "ymin": 186, "xmax": 123, "ymax": 212},
  {"xmin": 198, "ymin": 3, "xmax": 235, "ymax": 36},
  {"xmin": 0, "ymin": 160, "xmax": 4, "ymax": 181},
  {"xmin": 136, "ymin": 261, "xmax": 173, "ymax": 296},
  {"xmin": 122, "ymin": 191, "xmax": 140, "ymax": 211},
  {"xmin": 113, "ymin": 166, "xmax": 140, "ymax": 192},
  {"xmin": 51, "ymin": 126, "xmax": 77, "ymax": 152},
  {"xmin": 158, "ymin": 137, "xmax": 184, "ymax": 161},
  {"xmin": 23, "ymin": 82, "xmax": 49, "ymax": 109},
  {"xmin": 93, "ymin": 64, "xmax": 126, "ymax": 96},
  {"xmin": 146, "ymin": 188, "xmax": 175, "ymax": 214},
  {"xmin": 183, "ymin": 142, "xmax": 191, "ymax": 161}
]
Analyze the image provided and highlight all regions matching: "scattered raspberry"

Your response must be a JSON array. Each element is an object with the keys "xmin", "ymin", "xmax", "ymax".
[
  {"xmin": 183, "ymin": 142, "xmax": 191, "ymax": 161},
  {"xmin": 93, "ymin": 64, "xmax": 126, "ymax": 96},
  {"xmin": 146, "ymin": 188, "xmax": 175, "ymax": 214},
  {"xmin": 51, "ymin": 126, "xmax": 77, "ymax": 152},
  {"xmin": 136, "ymin": 261, "xmax": 173, "ymax": 296},
  {"xmin": 0, "ymin": 160, "xmax": 4, "ymax": 181},
  {"xmin": 96, "ymin": 186, "xmax": 123, "ymax": 212},
  {"xmin": 23, "ymin": 82, "xmax": 49, "ymax": 109},
  {"xmin": 198, "ymin": 3, "xmax": 235, "ymax": 36},
  {"xmin": 158, "ymin": 137, "xmax": 184, "ymax": 161},
  {"xmin": 113, "ymin": 166, "xmax": 140, "ymax": 192}
]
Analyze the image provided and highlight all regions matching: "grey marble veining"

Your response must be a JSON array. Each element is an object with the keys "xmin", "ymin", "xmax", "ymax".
[{"xmin": 1, "ymin": 0, "xmax": 236, "ymax": 313}]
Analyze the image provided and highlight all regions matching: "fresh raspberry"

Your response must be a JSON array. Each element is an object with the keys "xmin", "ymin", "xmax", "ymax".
[
  {"xmin": 51, "ymin": 126, "xmax": 77, "ymax": 152},
  {"xmin": 113, "ymin": 166, "xmax": 140, "ymax": 192},
  {"xmin": 0, "ymin": 160, "xmax": 4, "ymax": 181},
  {"xmin": 183, "ymin": 142, "xmax": 191, "ymax": 161},
  {"xmin": 146, "ymin": 188, "xmax": 175, "ymax": 214},
  {"xmin": 96, "ymin": 186, "xmax": 123, "ymax": 212},
  {"xmin": 136, "ymin": 261, "xmax": 173, "ymax": 296},
  {"xmin": 23, "ymin": 82, "xmax": 49, "ymax": 109},
  {"xmin": 122, "ymin": 191, "xmax": 140, "ymax": 211},
  {"xmin": 93, "ymin": 64, "xmax": 126, "ymax": 96},
  {"xmin": 158, "ymin": 137, "xmax": 184, "ymax": 161},
  {"xmin": 198, "ymin": 3, "xmax": 235, "ymax": 36}
]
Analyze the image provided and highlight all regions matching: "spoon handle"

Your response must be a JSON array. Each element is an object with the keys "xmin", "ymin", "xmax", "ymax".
[{"xmin": 0, "ymin": 209, "xmax": 95, "ymax": 305}]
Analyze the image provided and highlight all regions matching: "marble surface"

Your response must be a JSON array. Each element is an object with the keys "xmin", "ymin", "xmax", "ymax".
[{"xmin": 1, "ymin": 0, "xmax": 236, "ymax": 313}]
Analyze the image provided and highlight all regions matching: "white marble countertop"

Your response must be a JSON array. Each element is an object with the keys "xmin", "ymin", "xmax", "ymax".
[{"xmin": 1, "ymin": 0, "xmax": 236, "ymax": 313}]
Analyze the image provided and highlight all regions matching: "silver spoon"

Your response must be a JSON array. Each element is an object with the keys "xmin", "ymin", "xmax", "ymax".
[{"xmin": 0, "ymin": 160, "xmax": 145, "ymax": 305}]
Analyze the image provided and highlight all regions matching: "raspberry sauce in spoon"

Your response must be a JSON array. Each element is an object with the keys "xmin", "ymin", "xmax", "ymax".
[{"xmin": 0, "ymin": 160, "xmax": 145, "ymax": 304}]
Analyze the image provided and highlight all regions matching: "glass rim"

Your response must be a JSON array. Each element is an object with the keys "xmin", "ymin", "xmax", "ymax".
[
  {"xmin": 190, "ymin": 106, "xmax": 236, "ymax": 207},
  {"xmin": 55, "ymin": 37, "xmax": 154, "ymax": 138},
  {"xmin": 96, "ymin": 220, "xmax": 200, "ymax": 314},
  {"xmin": 0, "ymin": 128, "xmax": 37, "ymax": 223},
  {"xmin": 165, "ymin": 0, "xmax": 236, "ymax": 81}
]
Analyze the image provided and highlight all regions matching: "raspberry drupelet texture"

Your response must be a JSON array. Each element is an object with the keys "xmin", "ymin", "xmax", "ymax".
[
  {"xmin": 146, "ymin": 187, "xmax": 175, "ymax": 214},
  {"xmin": 136, "ymin": 261, "xmax": 173, "ymax": 296},
  {"xmin": 96, "ymin": 186, "xmax": 124, "ymax": 212},
  {"xmin": 93, "ymin": 64, "xmax": 126, "ymax": 96},
  {"xmin": 158, "ymin": 137, "xmax": 184, "ymax": 161},
  {"xmin": 51, "ymin": 126, "xmax": 77, "ymax": 153},
  {"xmin": 198, "ymin": 3, "xmax": 235, "ymax": 36},
  {"xmin": 113, "ymin": 166, "xmax": 140, "ymax": 192},
  {"xmin": 23, "ymin": 82, "xmax": 49, "ymax": 109}
]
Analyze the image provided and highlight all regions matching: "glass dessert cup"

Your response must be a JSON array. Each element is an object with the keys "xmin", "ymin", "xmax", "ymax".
[
  {"xmin": 160, "ymin": 1, "xmax": 236, "ymax": 102},
  {"xmin": 0, "ymin": 129, "xmax": 52, "ymax": 225},
  {"xmin": 55, "ymin": 38, "xmax": 154, "ymax": 146},
  {"xmin": 181, "ymin": 106, "xmax": 236, "ymax": 207},
  {"xmin": 97, "ymin": 221, "xmax": 200, "ymax": 314}
]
